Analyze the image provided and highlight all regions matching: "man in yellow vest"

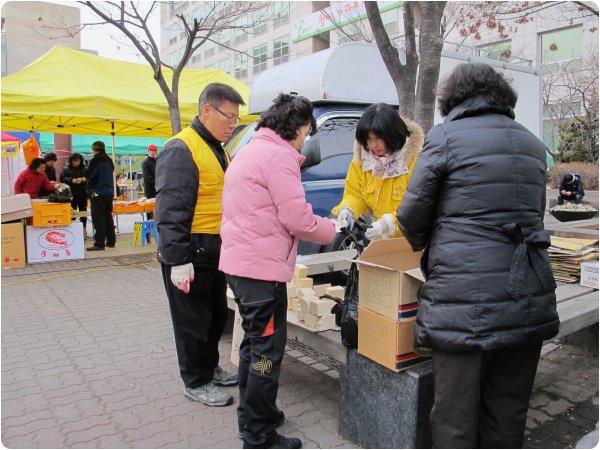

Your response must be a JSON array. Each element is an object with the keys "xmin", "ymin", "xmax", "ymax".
[{"xmin": 155, "ymin": 83, "xmax": 244, "ymax": 407}]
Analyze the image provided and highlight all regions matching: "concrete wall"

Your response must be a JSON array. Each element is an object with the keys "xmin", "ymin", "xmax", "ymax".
[{"xmin": 1, "ymin": 1, "xmax": 80, "ymax": 76}]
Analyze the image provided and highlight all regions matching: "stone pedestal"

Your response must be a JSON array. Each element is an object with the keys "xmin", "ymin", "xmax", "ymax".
[{"xmin": 340, "ymin": 349, "xmax": 434, "ymax": 448}]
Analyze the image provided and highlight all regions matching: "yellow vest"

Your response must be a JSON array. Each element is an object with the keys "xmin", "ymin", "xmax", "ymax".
[{"xmin": 168, "ymin": 126, "xmax": 230, "ymax": 234}]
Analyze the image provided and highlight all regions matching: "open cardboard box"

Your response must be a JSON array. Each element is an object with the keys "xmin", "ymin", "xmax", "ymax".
[{"xmin": 355, "ymin": 238, "xmax": 425, "ymax": 321}]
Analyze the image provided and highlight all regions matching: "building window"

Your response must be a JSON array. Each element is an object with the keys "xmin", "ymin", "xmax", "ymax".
[
  {"xmin": 477, "ymin": 40, "xmax": 512, "ymax": 62},
  {"xmin": 219, "ymin": 57, "xmax": 231, "ymax": 75},
  {"xmin": 169, "ymin": 50, "xmax": 179, "ymax": 67},
  {"xmin": 273, "ymin": 2, "xmax": 290, "ymax": 28},
  {"xmin": 253, "ymin": 44, "xmax": 268, "ymax": 74},
  {"xmin": 171, "ymin": 2, "xmax": 189, "ymax": 17},
  {"xmin": 218, "ymin": 30, "xmax": 231, "ymax": 52},
  {"xmin": 235, "ymin": 53, "xmax": 248, "ymax": 79},
  {"xmin": 191, "ymin": 51, "xmax": 201, "ymax": 66},
  {"xmin": 540, "ymin": 26, "xmax": 583, "ymax": 74},
  {"xmin": 169, "ymin": 26, "xmax": 179, "ymax": 46},
  {"xmin": 381, "ymin": 9, "xmax": 398, "ymax": 35},
  {"xmin": 273, "ymin": 35, "xmax": 290, "ymax": 66},
  {"xmin": 204, "ymin": 38, "xmax": 215, "ymax": 58},
  {"xmin": 234, "ymin": 17, "xmax": 248, "ymax": 44},
  {"xmin": 253, "ymin": 7, "xmax": 268, "ymax": 36}
]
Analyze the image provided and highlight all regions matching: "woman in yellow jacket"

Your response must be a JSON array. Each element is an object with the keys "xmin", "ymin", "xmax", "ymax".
[{"xmin": 332, "ymin": 103, "xmax": 424, "ymax": 240}]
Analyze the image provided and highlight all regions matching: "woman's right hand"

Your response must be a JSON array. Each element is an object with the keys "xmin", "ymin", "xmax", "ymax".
[{"xmin": 337, "ymin": 207, "xmax": 355, "ymax": 230}]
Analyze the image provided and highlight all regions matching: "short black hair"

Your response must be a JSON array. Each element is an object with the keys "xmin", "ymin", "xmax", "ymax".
[
  {"xmin": 44, "ymin": 152, "xmax": 57, "ymax": 162},
  {"xmin": 92, "ymin": 141, "xmax": 106, "ymax": 153},
  {"xmin": 355, "ymin": 103, "xmax": 410, "ymax": 154},
  {"xmin": 255, "ymin": 93, "xmax": 317, "ymax": 141},
  {"xmin": 199, "ymin": 83, "xmax": 245, "ymax": 109},
  {"xmin": 29, "ymin": 158, "xmax": 46, "ymax": 171},
  {"xmin": 437, "ymin": 63, "xmax": 517, "ymax": 117},
  {"xmin": 68, "ymin": 153, "xmax": 85, "ymax": 166},
  {"xmin": 564, "ymin": 173, "xmax": 576, "ymax": 183}
]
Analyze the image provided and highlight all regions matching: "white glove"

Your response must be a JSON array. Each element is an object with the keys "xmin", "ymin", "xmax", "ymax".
[
  {"xmin": 365, "ymin": 214, "xmax": 396, "ymax": 241},
  {"xmin": 337, "ymin": 207, "xmax": 355, "ymax": 230},
  {"xmin": 170, "ymin": 262, "xmax": 194, "ymax": 294}
]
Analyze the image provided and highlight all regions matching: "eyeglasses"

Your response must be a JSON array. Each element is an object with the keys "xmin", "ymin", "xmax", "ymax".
[{"xmin": 211, "ymin": 105, "xmax": 241, "ymax": 125}]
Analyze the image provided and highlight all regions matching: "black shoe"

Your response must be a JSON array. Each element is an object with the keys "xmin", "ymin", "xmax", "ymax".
[
  {"xmin": 106, "ymin": 243, "xmax": 116, "ymax": 248},
  {"xmin": 87, "ymin": 246, "xmax": 105, "ymax": 251},
  {"xmin": 238, "ymin": 411, "xmax": 285, "ymax": 439},
  {"xmin": 263, "ymin": 434, "xmax": 302, "ymax": 449}
]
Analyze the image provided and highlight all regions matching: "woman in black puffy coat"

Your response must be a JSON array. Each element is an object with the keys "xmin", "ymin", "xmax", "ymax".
[
  {"xmin": 398, "ymin": 63, "xmax": 558, "ymax": 449},
  {"xmin": 61, "ymin": 153, "xmax": 88, "ymax": 231}
]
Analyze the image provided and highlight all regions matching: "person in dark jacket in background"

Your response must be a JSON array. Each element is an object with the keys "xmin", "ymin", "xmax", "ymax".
[
  {"xmin": 39, "ymin": 152, "xmax": 58, "ymax": 196},
  {"xmin": 155, "ymin": 83, "xmax": 243, "ymax": 409},
  {"xmin": 398, "ymin": 63, "xmax": 559, "ymax": 449},
  {"xmin": 141, "ymin": 144, "xmax": 158, "ymax": 219},
  {"xmin": 44, "ymin": 152, "xmax": 58, "ymax": 181},
  {"xmin": 85, "ymin": 141, "xmax": 116, "ymax": 251},
  {"xmin": 61, "ymin": 153, "xmax": 88, "ymax": 232},
  {"xmin": 558, "ymin": 173, "xmax": 585, "ymax": 204}
]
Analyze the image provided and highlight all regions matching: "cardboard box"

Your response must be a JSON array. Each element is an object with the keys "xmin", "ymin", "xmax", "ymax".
[
  {"xmin": 355, "ymin": 238, "xmax": 424, "ymax": 320},
  {"xmin": 358, "ymin": 306, "xmax": 430, "ymax": 372},
  {"xmin": 580, "ymin": 261, "xmax": 599, "ymax": 289},
  {"xmin": 26, "ymin": 223, "xmax": 84, "ymax": 263},
  {"xmin": 1, "ymin": 194, "xmax": 33, "ymax": 223},
  {"xmin": 1, "ymin": 221, "xmax": 27, "ymax": 268}
]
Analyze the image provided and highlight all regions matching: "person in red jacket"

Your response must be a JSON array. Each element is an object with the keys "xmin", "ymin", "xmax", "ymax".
[{"xmin": 14, "ymin": 158, "xmax": 56, "ymax": 199}]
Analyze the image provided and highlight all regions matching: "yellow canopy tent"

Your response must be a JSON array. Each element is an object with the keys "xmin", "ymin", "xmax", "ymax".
[
  {"xmin": 1, "ymin": 45, "xmax": 255, "ymax": 137},
  {"xmin": 1, "ymin": 45, "xmax": 256, "ymax": 195}
]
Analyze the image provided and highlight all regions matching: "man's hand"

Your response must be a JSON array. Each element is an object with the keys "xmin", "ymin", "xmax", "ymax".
[
  {"xmin": 365, "ymin": 214, "xmax": 395, "ymax": 241},
  {"xmin": 170, "ymin": 263, "xmax": 194, "ymax": 294}
]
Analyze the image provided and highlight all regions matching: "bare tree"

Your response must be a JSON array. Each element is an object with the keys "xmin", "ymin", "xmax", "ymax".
[
  {"xmin": 77, "ymin": 2, "xmax": 269, "ymax": 133},
  {"xmin": 453, "ymin": 1, "xmax": 598, "ymax": 45},
  {"xmin": 365, "ymin": 1, "xmax": 446, "ymax": 131},
  {"xmin": 543, "ymin": 54, "xmax": 599, "ymax": 162}
]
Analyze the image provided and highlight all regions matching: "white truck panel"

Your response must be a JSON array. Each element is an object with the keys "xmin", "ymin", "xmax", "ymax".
[{"xmin": 249, "ymin": 43, "xmax": 542, "ymax": 138}]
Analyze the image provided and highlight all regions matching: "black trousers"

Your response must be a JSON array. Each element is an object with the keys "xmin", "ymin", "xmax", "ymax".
[
  {"xmin": 161, "ymin": 264, "xmax": 228, "ymax": 388},
  {"xmin": 430, "ymin": 342, "xmax": 542, "ymax": 449},
  {"xmin": 90, "ymin": 194, "xmax": 115, "ymax": 248},
  {"xmin": 71, "ymin": 195, "xmax": 87, "ymax": 229},
  {"xmin": 227, "ymin": 275, "xmax": 288, "ymax": 448},
  {"xmin": 558, "ymin": 194, "xmax": 583, "ymax": 205}
]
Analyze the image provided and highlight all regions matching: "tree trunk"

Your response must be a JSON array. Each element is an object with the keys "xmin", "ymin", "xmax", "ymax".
[
  {"xmin": 168, "ymin": 101, "xmax": 182, "ymax": 134},
  {"xmin": 414, "ymin": 2, "xmax": 445, "ymax": 132},
  {"xmin": 366, "ymin": 1, "xmax": 416, "ymax": 116},
  {"xmin": 399, "ymin": 2, "xmax": 418, "ymax": 117}
]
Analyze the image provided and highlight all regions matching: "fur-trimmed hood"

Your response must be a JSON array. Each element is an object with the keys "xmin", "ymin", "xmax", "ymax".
[{"xmin": 353, "ymin": 117, "xmax": 425, "ymax": 169}]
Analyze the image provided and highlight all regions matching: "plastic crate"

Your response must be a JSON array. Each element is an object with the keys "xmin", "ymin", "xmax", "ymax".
[{"xmin": 32, "ymin": 202, "xmax": 71, "ymax": 227}]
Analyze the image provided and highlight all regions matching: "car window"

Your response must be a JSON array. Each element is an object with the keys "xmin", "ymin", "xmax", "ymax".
[
  {"xmin": 302, "ymin": 153, "xmax": 353, "ymax": 180},
  {"xmin": 315, "ymin": 117, "xmax": 360, "ymax": 159},
  {"xmin": 225, "ymin": 122, "xmax": 257, "ymax": 157}
]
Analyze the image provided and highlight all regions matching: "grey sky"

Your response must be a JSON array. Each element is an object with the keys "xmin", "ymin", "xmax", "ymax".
[{"xmin": 54, "ymin": 1, "xmax": 161, "ymax": 63}]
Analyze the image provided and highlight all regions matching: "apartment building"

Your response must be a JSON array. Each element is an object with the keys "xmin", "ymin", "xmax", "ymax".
[
  {"xmin": 1, "ymin": 1, "xmax": 81, "ymax": 76},
  {"xmin": 160, "ymin": 2, "xmax": 597, "ymax": 151},
  {"xmin": 159, "ymin": 1, "xmax": 404, "ymax": 84}
]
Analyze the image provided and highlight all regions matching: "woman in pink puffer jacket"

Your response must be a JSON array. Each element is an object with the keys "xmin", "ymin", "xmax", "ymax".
[{"xmin": 220, "ymin": 94, "xmax": 335, "ymax": 449}]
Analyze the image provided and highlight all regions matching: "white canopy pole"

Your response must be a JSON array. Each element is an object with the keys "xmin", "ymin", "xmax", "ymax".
[{"xmin": 111, "ymin": 122, "xmax": 117, "ymax": 197}]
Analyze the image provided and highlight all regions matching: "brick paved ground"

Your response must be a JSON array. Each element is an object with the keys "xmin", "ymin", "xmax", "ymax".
[{"xmin": 2, "ymin": 251, "xmax": 597, "ymax": 448}]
